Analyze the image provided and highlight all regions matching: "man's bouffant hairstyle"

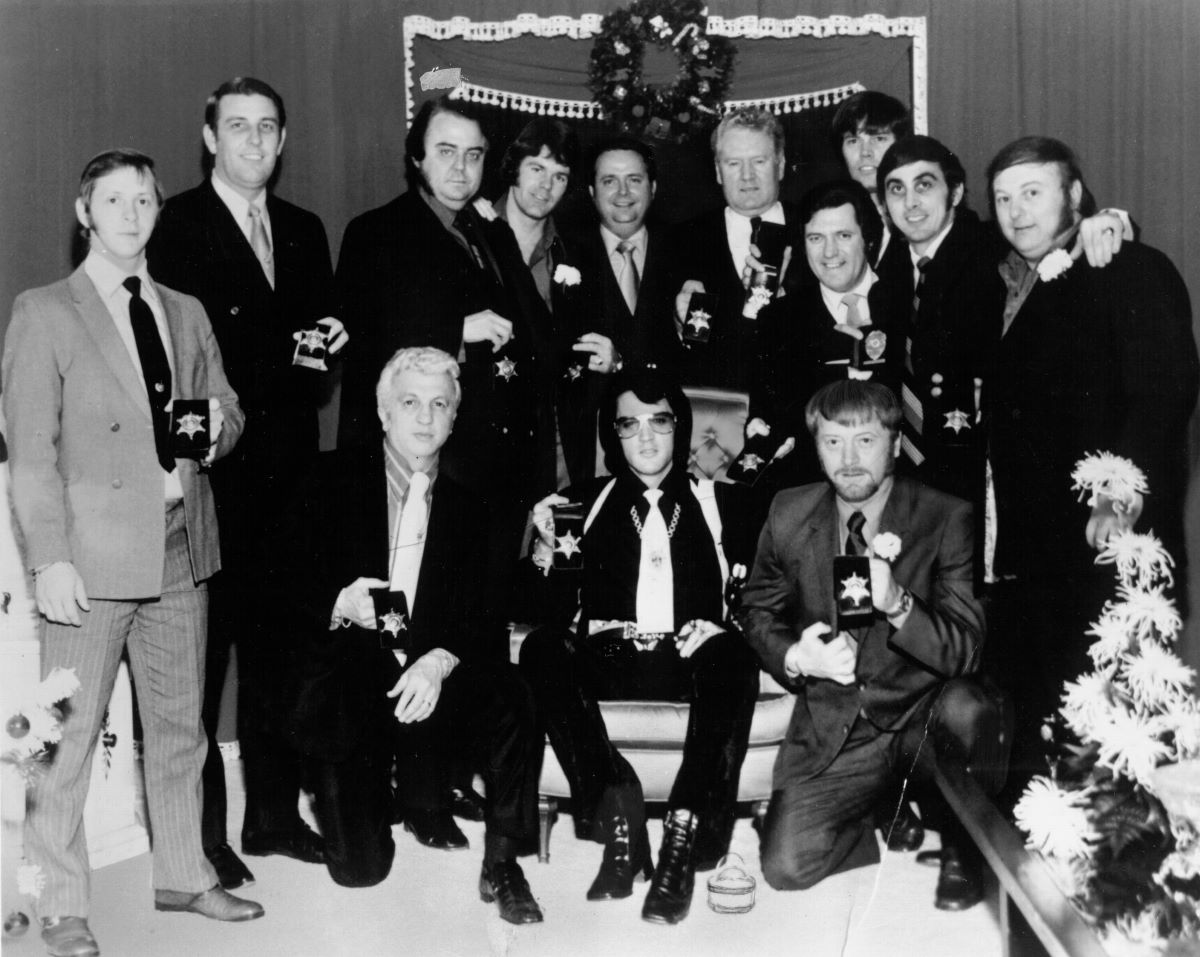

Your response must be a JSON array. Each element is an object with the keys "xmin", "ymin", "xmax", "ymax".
[
  {"xmin": 797, "ymin": 180, "xmax": 883, "ymax": 266},
  {"xmin": 986, "ymin": 135, "xmax": 1097, "ymax": 217},
  {"xmin": 588, "ymin": 136, "xmax": 657, "ymax": 185},
  {"xmin": 805, "ymin": 380, "xmax": 902, "ymax": 438},
  {"xmin": 876, "ymin": 134, "xmax": 967, "ymax": 199},
  {"xmin": 830, "ymin": 91, "xmax": 912, "ymax": 148},
  {"xmin": 376, "ymin": 346, "xmax": 462, "ymax": 413},
  {"xmin": 204, "ymin": 76, "xmax": 287, "ymax": 130},
  {"xmin": 78, "ymin": 148, "xmax": 163, "ymax": 212},
  {"xmin": 405, "ymin": 95, "xmax": 490, "ymax": 193},
  {"xmin": 598, "ymin": 368, "xmax": 693, "ymax": 477},
  {"xmin": 711, "ymin": 106, "xmax": 784, "ymax": 157},
  {"xmin": 500, "ymin": 118, "xmax": 580, "ymax": 188}
]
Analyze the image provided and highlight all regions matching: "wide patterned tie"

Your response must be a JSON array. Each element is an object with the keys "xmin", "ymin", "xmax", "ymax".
[
  {"xmin": 123, "ymin": 276, "xmax": 174, "ymax": 472},
  {"xmin": 635, "ymin": 488, "xmax": 674, "ymax": 633},
  {"xmin": 900, "ymin": 256, "xmax": 931, "ymax": 467},
  {"xmin": 390, "ymin": 470, "xmax": 431, "ymax": 614},
  {"xmin": 615, "ymin": 240, "xmax": 640, "ymax": 315},
  {"xmin": 845, "ymin": 510, "xmax": 868, "ymax": 556},
  {"xmin": 247, "ymin": 204, "xmax": 275, "ymax": 289}
]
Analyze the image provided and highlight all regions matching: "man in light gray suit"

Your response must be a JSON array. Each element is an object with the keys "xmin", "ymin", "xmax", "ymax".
[{"xmin": 3, "ymin": 149, "xmax": 260, "ymax": 957}]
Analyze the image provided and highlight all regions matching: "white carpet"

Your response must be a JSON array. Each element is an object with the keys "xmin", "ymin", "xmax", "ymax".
[{"xmin": 5, "ymin": 758, "xmax": 1004, "ymax": 957}]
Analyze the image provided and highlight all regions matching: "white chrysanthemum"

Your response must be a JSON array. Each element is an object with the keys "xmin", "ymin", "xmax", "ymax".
[
  {"xmin": 1042, "ymin": 853, "xmax": 1094, "ymax": 899},
  {"xmin": 16, "ymin": 862, "xmax": 45, "ymax": 898},
  {"xmin": 871, "ymin": 533, "xmax": 902, "ymax": 562},
  {"xmin": 1121, "ymin": 644, "xmax": 1195, "ymax": 711},
  {"xmin": 1100, "ymin": 910, "xmax": 1170, "ymax": 957},
  {"xmin": 23, "ymin": 703, "xmax": 62, "ymax": 747},
  {"xmin": 1096, "ymin": 531, "xmax": 1175, "ymax": 591},
  {"xmin": 1060, "ymin": 671, "xmax": 1118, "ymax": 740},
  {"xmin": 1165, "ymin": 704, "xmax": 1200, "ymax": 759},
  {"xmin": 1088, "ymin": 613, "xmax": 1137, "ymax": 667},
  {"xmin": 1071, "ymin": 452, "xmax": 1149, "ymax": 508},
  {"xmin": 1104, "ymin": 585, "xmax": 1182, "ymax": 644},
  {"xmin": 1091, "ymin": 707, "xmax": 1172, "ymax": 785},
  {"xmin": 1014, "ymin": 777, "xmax": 1098, "ymax": 860},
  {"xmin": 33, "ymin": 667, "xmax": 79, "ymax": 708}
]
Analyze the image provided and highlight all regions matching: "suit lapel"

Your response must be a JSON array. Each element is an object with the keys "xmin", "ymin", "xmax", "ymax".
[
  {"xmin": 67, "ymin": 267, "xmax": 152, "ymax": 420},
  {"xmin": 803, "ymin": 488, "xmax": 840, "ymax": 628},
  {"xmin": 157, "ymin": 285, "xmax": 188, "ymax": 397},
  {"xmin": 205, "ymin": 183, "xmax": 273, "ymax": 294}
]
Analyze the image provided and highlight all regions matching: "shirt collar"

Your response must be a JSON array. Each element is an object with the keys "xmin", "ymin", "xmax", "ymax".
[
  {"xmin": 384, "ymin": 439, "xmax": 438, "ymax": 504},
  {"xmin": 835, "ymin": 476, "xmax": 894, "ymax": 545},
  {"xmin": 819, "ymin": 267, "xmax": 877, "ymax": 317},
  {"xmin": 498, "ymin": 191, "xmax": 558, "ymax": 263},
  {"xmin": 601, "ymin": 224, "xmax": 647, "ymax": 258},
  {"xmin": 725, "ymin": 200, "xmax": 785, "ymax": 231},
  {"xmin": 210, "ymin": 172, "xmax": 267, "ymax": 227},
  {"xmin": 911, "ymin": 214, "xmax": 955, "ymax": 266},
  {"xmin": 420, "ymin": 187, "xmax": 462, "ymax": 235},
  {"xmin": 83, "ymin": 250, "xmax": 156, "ymax": 304}
]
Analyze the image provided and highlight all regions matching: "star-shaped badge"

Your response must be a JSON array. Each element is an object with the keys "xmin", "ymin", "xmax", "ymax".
[
  {"xmin": 944, "ymin": 409, "xmax": 972, "ymax": 434},
  {"xmin": 175, "ymin": 412, "xmax": 207, "ymax": 439},
  {"xmin": 740, "ymin": 452, "xmax": 764, "ymax": 472},
  {"xmin": 379, "ymin": 610, "xmax": 408, "ymax": 636},
  {"xmin": 839, "ymin": 572, "xmax": 871, "ymax": 605},
  {"xmin": 686, "ymin": 309, "xmax": 711, "ymax": 333},
  {"xmin": 565, "ymin": 364, "xmax": 583, "ymax": 382},
  {"xmin": 301, "ymin": 329, "xmax": 326, "ymax": 350},
  {"xmin": 495, "ymin": 357, "xmax": 518, "ymax": 381},
  {"xmin": 554, "ymin": 530, "xmax": 582, "ymax": 559}
]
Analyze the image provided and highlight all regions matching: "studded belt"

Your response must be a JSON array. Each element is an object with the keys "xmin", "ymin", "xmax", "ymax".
[{"xmin": 588, "ymin": 619, "xmax": 673, "ymax": 652}]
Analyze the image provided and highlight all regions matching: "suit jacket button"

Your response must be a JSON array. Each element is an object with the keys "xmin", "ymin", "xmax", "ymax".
[
  {"xmin": 1012, "ymin": 408, "xmax": 1021, "ymax": 419},
  {"xmin": 112, "ymin": 479, "xmax": 122, "ymax": 489},
  {"xmin": 110, "ymin": 422, "xmax": 120, "ymax": 432},
  {"xmin": 230, "ymin": 306, "xmax": 240, "ymax": 315},
  {"xmin": 842, "ymin": 724, "xmax": 850, "ymax": 735}
]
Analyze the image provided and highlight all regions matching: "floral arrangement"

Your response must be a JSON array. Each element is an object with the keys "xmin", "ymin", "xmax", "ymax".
[
  {"xmin": 1014, "ymin": 452, "xmax": 1200, "ymax": 955},
  {"xmin": 1036, "ymin": 247, "xmax": 1075, "ymax": 282},
  {"xmin": 2, "ymin": 667, "xmax": 79, "ymax": 780},
  {"xmin": 588, "ymin": 0, "xmax": 735, "ymax": 143}
]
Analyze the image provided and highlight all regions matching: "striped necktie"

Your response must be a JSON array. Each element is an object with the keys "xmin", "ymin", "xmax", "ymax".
[{"xmin": 900, "ymin": 256, "xmax": 931, "ymax": 466}]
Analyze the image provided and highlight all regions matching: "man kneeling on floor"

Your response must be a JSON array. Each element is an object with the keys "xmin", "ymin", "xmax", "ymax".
[
  {"xmin": 283, "ymin": 346, "xmax": 543, "ymax": 924},
  {"xmin": 739, "ymin": 380, "xmax": 1006, "ymax": 909},
  {"xmin": 521, "ymin": 370, "xmax": 760, "ymax": 924}
]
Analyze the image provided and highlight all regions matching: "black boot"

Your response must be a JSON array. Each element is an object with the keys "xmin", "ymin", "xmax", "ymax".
[
  {"xmin": 587, "ymin": 815, "xmax": 653, "ymax": 901},
  {"xmin": 934, "ymin": 837, "xmax": 985, "ymax": 911},
  {"xmin": 877, "ymin": 798, "xmax": 925, "ymax": 853},
  {"xmin": 642, "ymin": 809, "xmax": 698, "ymax": 925}
]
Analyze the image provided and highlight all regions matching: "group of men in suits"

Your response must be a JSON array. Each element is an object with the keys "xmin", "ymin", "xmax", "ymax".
[{"xmin": 6, "ymin": 72, "xmax": 1198, "ymax": 952}]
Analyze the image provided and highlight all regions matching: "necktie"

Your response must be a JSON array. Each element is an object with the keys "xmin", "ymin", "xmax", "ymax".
[
  {"xmin": 615, "ymin": 240, "xmax": 640, "ymax": 315},
  {"xmin": 452, "ymin": 208, "xmax": 486, "ymax": 269},
  {"xmin": 749, "ymin": 215, "xmax": 763, "ymax": 249},
  {"xmin": 247, "ymin": 205, "xmax": 275, "ymax": 289},
  {"xmin": 841, "ymin": 292, "xmax": 867, "ymax": 330},
  {"xmin": 845, "ymin": 510, "xmax": 868, "ymax": 556},
  {"xmin": 123, "ymin": 277, "xmax": 174, "ymax": 472},
  {"xmin": 390, "ymin": 470, "xmax": 431, "ymax": 614},
  {"xmin": 635, "ymin": 488, "xmax": 674, "ymax": 633},
  {"xmin": 900, "ymin": 256, "xmax": 931, "ymax": 467}
]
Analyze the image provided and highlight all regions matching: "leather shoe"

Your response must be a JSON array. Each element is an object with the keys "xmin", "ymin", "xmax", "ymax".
[
  {"xmin": 241, "ymin": 824, "xmax": 326, "ymax": 864},
  {"xmin": 448, "ymin": 786, "xmax": 487, "ymax": 822},
  {"xmin": 154, "ymin": 885, "xmax": 264, "ymax": 921},
  {"xmin": 587, "ymin": 817, "xmax": 653, "ymax": 901},
  {"xmin": 479, "ymin": 860, "xmax": 544, "ymax": 924},
  {"xmin": 642, "ymin": 809, "xmax": 698, "ymax": 925},
  {"xmin": 878, "ymin": 800, "xmax": 925, "ymax": 852},
  {"xmin": 404, "ymin": 809, "xmax": 468, "ymax": 850},
  {"xmin": 934, "ymin": 845, "xmax": 985, "ymax": 911},
  {"xmin": 206, "ymin": 842, "xmax": 255, "ymax": 890},
  {"xmin": 41, "ymin": 917, "xmax": 100, "ymax": 957}
]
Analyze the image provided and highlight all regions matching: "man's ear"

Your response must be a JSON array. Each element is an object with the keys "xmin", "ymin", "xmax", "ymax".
[
  {"xmin": 377, "ymin": 406, "xmax": 389, "ymax": 431},
  {"xmin": 892, "ymin": 433, "xmax": 902, "ymax": 460},
  {"xmin": 277, "ymin": 127, "xmax": 287, "ymax": 155},
  {"xmin": 1068, "ymin": 178, "xmax": 1083, "ymax": 212},
  {"xmin": 74, "ymin": 197, "xmax": 91, "ymax": 233},
  {"xmin": 950, "ymin": 182, "xmax": 965, "ymax": 208},
  {"xmin": 714, "ymin": 159, "xmax": 725, "ymax": 187},
  {"xmin": 202, "ymin": 124, "xmax": 217, "ymax": 156},
  {"xmin": 650, "ymin": 179, "xmax": 658, "ymax": 200}
]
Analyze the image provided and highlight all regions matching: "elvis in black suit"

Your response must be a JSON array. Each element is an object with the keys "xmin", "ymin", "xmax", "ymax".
[
  {"xmin": 673, "ymin": 109, "xmax": 805, "ymax": 391},
  {"xmin": 148, "ymin": 77, "xmax": 342, "ymax": 882},
  {"xmin": 564, "ymin": 137, "xmax": 681, "ymax": 377},
  {"xmin": 984, "ymin": 137, "xmax": 1199, "ymax": 803},
  {"xmin": 282, "ymin": 347, "xmax": 543, "ymax": 924},
  {"xmin": 740, "ymin": 381, "xmax": 1005, "ymax": 910},
  {"xmin": 731, "ymin": 181, "xmax": 904, "ymax": 496},
  {"xmin": 520, "ymin": 370, "xmax": 759, "ymax": 925}
]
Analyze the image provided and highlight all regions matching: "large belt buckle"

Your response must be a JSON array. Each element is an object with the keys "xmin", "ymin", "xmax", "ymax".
[{"xmin": 627, "ymin": 623, "xmax": 667, "ymax": 651}]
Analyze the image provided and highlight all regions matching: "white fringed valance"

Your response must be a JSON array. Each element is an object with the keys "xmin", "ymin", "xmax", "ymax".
[{"xmin": 723, "ymin": 82, "xmax": 866, "ymax": 115}]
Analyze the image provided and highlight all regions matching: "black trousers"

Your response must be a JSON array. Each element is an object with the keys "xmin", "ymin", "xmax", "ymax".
[
  {"xmin": 761, "ymin": 677, "xmax": 1008, "ymax": 891},
  {"xmin": 307, "ymin": 662, "xmax": 540, "ymax": 888},
  {"xmin": 519, "ymin": 624, "xmax": 759, "ymax": 863}
]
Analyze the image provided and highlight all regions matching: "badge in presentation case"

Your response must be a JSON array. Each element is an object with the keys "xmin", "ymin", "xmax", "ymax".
[
  {"xmin": 833, "ymin": 555, "xmax": 874, "ymax": 631},
  {"xmin": 370, "ymin": 588, "xmax": 413, "ymax": 654},
  {"xmin": 292, "ymin": 327, "xmax": 330, "ymax": 371},
  {"xmin": 684, "ymin": 292, "xmax": 717, "ymax": 344},
  {"xmin": 169, "ymin": 399, "xmax": 210, "ymax": 459},
  {"xmin": 550, "ymin": 503, "xmax": 585, "ymax": 570}
]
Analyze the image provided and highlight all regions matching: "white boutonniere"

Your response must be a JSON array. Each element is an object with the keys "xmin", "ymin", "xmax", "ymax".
[
  {"xmin": 553, "ymin": 264, "xmax": 582, "ymax": 287},
  {"xmin": 746, "ymin": 417, "xmax": 771, "ymax": 439},
  {"xmin": 1036, "ymin": 248, "xmax": 1074, "ymax": 282},
  {"xmin": 472, "ymin": 197, "xmax": 498, "ymax": 222},
  {"xmin": 871, "ymin": 533, "xmax": 902, "ymax": 562}
]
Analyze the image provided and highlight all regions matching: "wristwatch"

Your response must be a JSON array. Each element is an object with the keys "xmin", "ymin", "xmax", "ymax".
[{"xmin": 886, "ymin": 589, "xmax": 912, "ymax": 619}]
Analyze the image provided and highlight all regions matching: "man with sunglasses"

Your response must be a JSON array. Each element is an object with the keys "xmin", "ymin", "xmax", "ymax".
[{"xmin": 520, "ymin": 370, "xmax": 760, "ymax": 925}]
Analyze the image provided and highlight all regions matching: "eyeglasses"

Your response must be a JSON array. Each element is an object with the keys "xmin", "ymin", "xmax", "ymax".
[{"xmin": 614, "ymin": 412, "xmax": 676, "ymax": 439}]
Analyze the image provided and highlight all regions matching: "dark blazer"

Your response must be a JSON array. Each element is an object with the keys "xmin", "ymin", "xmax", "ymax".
[
  {"xmin": 732, "ymin": 278, "xmax": 904, "ymax": 490},
  {"xmin": 568, "ymin": 223, "xmax": 681, "ymax": 377},
  {"xmin": 986, "ymin": 241, "xmax": 1198, "ymax": 579},
  {"xmin": 673, "ymin": 204, "xmax": 803, "ymax": 390},
  {"xmin": 875, "ymin": 210, "xmax": 1004, "ymax": 505},
  {"xmin": 335, "ymin": 190, "xmax": 538, "ymax": 495},
  {"xmin": 739, "ymin": 476, "xmax": 983, "ymax": 785},
  {"xmin": 283, "ymin": 444, "xmax": 493, "ymax": 761}
]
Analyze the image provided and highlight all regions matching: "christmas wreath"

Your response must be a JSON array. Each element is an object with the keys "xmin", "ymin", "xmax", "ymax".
[{"xmin": 589, "ymin": 0, "xmax": 735, "ymax": 142}]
